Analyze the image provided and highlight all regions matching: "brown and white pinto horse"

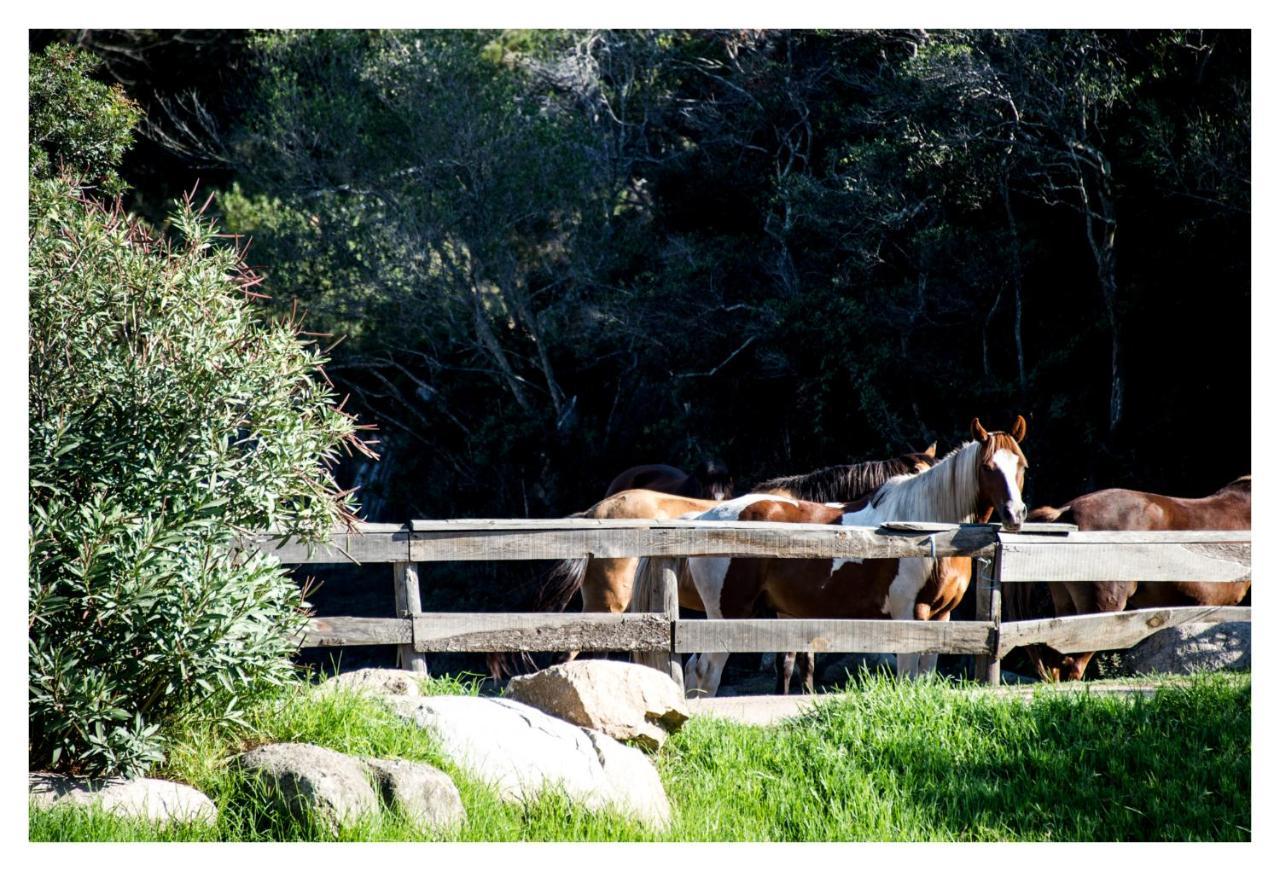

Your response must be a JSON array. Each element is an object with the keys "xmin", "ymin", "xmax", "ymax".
[
  {"xmin": 665, "ymin": 417, "xmax": 1029, "ymax": 697},
  {"xmin": 1011, "ymin": 475, "xmax": 1251, "ymax": 681},
  {"xmin": 605, "ymin": 459, "xmax": 734, "ymax": 501},
  {"xmin": 537, "ymin": 451, "xmax": 940, "ymax": 618},
  {"xmin": 754, "ymin": 445, "xmax": 939, "ymax": 693}
]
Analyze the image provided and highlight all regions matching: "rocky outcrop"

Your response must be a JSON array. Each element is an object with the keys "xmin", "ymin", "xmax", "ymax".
[
  {"xmin": 1117, "ymin": 621, "xmax": 1250, "ymax": 676},
  {"xmin": 384, "ymin": 694, "xmax": 672, "ymax": 829},
  {"xmin": 505, "ymin": 660, "xmax": 690, "ymax": 750},
  {"xmin": 28, "ymin": 772, "xmax": 217, "ymax": 825}
]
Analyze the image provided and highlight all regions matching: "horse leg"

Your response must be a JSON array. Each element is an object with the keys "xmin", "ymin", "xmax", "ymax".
[
  {"xmin": 775, "ymin": 652, "xmax": 796, "ymax": 695},
  {"xmin": 917, "ymin": 607, "xmax": 947, "ymax": 676},
  {"xmin": 890, "ymin": 560, "xmax": 930, "ymax": 680},
  {"xmin": 685, "ymin": 556, "xmax": 734, "ymax": 698},
  {"xmin": 797, "ymin": 650, "xmax": 815, "ymax": 694},
  {"xmin": 578, "ymin": 557, "xmax": 636, "ymax": 663},
  {"xmin": 1054, "ymin": 582, "xmax": 1133, "ymax": 681}
]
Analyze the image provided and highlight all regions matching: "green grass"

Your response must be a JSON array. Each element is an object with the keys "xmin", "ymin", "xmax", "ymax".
[{"xmin": 30, "ymin": 671, "xmax": 1250, "ymax": 842}]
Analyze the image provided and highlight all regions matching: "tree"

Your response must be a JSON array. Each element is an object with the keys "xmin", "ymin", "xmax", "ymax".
[{"xmin": 29, "ymin": 47, "xmax": 370, "ymax": 776}]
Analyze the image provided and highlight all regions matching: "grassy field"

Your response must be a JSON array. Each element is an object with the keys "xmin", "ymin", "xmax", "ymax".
[{"xmin": 29, "ymin": 671, "xmax": 1250, "ymax": 842}]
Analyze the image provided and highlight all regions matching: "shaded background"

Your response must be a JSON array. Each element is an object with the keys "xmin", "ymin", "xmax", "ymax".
[{"xmin": 31, "ymin": 30, "xmax": 1250, "ymax": 676}]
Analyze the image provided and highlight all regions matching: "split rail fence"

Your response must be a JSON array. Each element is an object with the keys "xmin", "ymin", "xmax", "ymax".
[{"xmin": 240, "ymin": 519, "xmax": 1252, "ymax": 686}]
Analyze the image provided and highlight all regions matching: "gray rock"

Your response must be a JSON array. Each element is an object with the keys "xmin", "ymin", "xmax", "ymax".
[
  {"xmin": 360, "ymin": 757, "xmax": 466, "ymax": 833},
  {"xmin": 316, "ymin": 667, "xmax": 423, "ymax": 698},
  {"xmin": 384, "ymin": 694, "xmax": 671, "ymax": 829},
  {"xmin": 1117, "ymin": 621, "xmax": 1251, "ymax": 676},
  {"xmin": 505, "ymin": 660, "xmax": 690, "ymax": 750},
  {"xmin": 233, "ymin": 742, "xmax": 378, "ymax": 833},
  {"xmin": 28, "ymin": 772, "xmax": 217, "ymax": 825}
]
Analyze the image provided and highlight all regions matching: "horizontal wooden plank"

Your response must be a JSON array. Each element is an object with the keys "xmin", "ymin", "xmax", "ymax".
[
  {"xmin": 300, "ymin": 616, "xmax": 412, "ymax": 647},
  {"xmin": 676, "ymin": 618, "xmax": 994, "ymax": 654},
  {"xmin": 238, "ymin": 530, "xmax": 410, "ymax": 564},
  {"xmin": 1003, "ymin": 529, "xmax": 1250, "ymax": 545},
  {"xmin": 998, "ymin": 539, "xmax": 1250, "ymax": 583},
  {"xmin": 412, "ymin": 613, "xmax": 671, "ymax": 652},
  {"xmin": 997, "ymin": 606, "xmax": 1251, "ymax": 657},
  {"xmin": 407, "ymin": 522, "xmax": 999, "ymax": 562}
]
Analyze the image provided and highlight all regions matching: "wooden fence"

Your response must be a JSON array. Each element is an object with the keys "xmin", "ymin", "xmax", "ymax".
[{"xmin": 239, "ymin": 519, "xmax": 1251, "ymax": 686}]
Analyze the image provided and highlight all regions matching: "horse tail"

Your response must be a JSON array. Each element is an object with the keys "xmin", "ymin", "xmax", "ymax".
[
  {"xmin": 628, "ymin": 556, "xmax": 694, "ymax": 613},
  {"xmin": 534, "ymin": 557, "xmax": 589, "ymax": 613},
  {"xmin": 1027, "ymin": 504, "xmax": 1065, "ymax": 523}
]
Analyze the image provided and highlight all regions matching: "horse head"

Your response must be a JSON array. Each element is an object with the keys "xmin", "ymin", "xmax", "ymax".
[
  {"xmin": 971, "ymin": 415, "xmax": 1029, "ymax": 532},
  {"xmin": 695, "ymin": 458, "xmax": 734, "ymax": 501}
]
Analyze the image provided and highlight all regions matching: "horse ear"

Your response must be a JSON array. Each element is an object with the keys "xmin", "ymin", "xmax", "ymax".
[
  {"xmin": 970, "ymin": 418, "xmax": 989, "ymax": 442},
  {"xmin": 923, "ymin": 442, "xmax": 937, "ymax": 458},
  {"xmin": 1010, "ymin": 415, "xmax": 1027, "ymax": 443}
]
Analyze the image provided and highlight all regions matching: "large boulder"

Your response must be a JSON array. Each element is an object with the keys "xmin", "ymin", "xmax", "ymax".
[
  {"xmin": 233, "ymin": 742, "xmax": 378, "ymax": 834},
  {"xmin": 361, "ymin": 757, "xmax": 466, "ymax": 834},
  {"xmin": 315, "ymin": 668, "xmax": 423, "ymax": 698},
  {"xmin": 28, "ymin": 772, "xmax": 217, "ymax": 825},
  {"xmin": 505, "ymin": 660, "xmax": 689, "ymax": 750},
  {"xmin": 384, "ymin": 694, "xmax": 671, "ymax": 829},
  {"xmin": 1117, "ymin": 621, "xmax": 1251, "ymax": 676}
]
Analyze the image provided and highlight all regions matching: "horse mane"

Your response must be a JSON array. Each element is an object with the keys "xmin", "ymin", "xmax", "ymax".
[
  {"xmin": 868, "ymin": 440, "xmax": 986, "ymax": 523},
  {"xmin": 755, "ymin": 456, "xmax": 927, "ymax": 503}
]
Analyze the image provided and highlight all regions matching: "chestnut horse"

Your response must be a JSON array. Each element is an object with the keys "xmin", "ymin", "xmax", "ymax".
[
  {"xmin": 656, "ymin": 417, "xmax": 1028, "ymax": 697},
  {"xmin": 605, "ymin": 459, "xmax": 734, "ymax": 501},
  {"xmin": 1010, "ymin": 475, "xmax": 1251, "ymax": 681}
]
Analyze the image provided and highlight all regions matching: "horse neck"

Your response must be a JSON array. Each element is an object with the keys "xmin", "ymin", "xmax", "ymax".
[{"xmin": 869, "ymin": 441, "xmax": 983, "ymax": 524}]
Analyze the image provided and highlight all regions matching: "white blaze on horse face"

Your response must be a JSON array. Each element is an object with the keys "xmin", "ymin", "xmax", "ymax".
[
  {"xmin": 993, "ymin": 449, "xmax": 1023, "ymax": 502},
  {"xmin": 993, "ymin": 448, "xmax": 1026, "ymax": 523}
]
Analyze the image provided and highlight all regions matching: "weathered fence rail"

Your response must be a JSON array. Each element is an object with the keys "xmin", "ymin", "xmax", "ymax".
[{"xmin": 239, "ymin": 520, "xmax": 1251, "ymax": 686}]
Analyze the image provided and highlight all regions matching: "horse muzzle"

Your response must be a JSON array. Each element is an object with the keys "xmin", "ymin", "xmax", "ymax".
[{"xmin": 1000, "ymin": 501, "xmax": 1028, "ymax": 532}]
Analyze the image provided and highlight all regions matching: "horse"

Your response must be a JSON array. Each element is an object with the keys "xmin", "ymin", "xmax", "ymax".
[
  {"xmin": 539, "ymin": 449, "xmax": 948, "ymax": 619},
  {"xmin": 605, "ymin": 459, "xmax": 734, "ymax": 501},
  {"xmin": 753, "ymin": 444, "xmax": 940, "ymax": 694},
  {"xmin": 649, "ymin": 417, "xmax": 1028, "ymax": 698},
  {"xmin": 1007, "ymin": 475, "xmax": 1251, "ymax": 681}
]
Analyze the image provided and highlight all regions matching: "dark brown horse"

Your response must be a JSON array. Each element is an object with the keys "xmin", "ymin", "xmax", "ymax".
[
  {"xmin": 753, "ymin": 444, "xmax": 939, "ymax": 693},
  {"xmin": 605, "ymin": 459, "xmax": 734, "ymax": 501},
  {"xmin": 1011, "ymin": 475, "xmax": 1251, "ymax": 681},
  {"xmin": 650, "ymin": 417, "xmax": 1029, "ymax": 697}
]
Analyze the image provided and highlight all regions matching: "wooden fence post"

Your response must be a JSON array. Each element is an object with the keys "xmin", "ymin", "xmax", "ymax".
[
  {"xmin": 973, "ymin": 551, "xmax": 1004, "ymax": 686},
  {"xmin": 635, "ymin": 557, "xmax": 682, "ymax": 687},
  {"xmin": 393, "ymin": 561, "xmax": 429, "ymax": 673}
]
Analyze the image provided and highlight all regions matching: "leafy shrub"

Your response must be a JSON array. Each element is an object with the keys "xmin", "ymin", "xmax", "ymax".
[
  {"xmin": 29, "ymin": 44, "xmax": 140, "ymax": 196},
  {"xmin": 29, "ymin": 176, "xmax": 371, "ymax": 777}
]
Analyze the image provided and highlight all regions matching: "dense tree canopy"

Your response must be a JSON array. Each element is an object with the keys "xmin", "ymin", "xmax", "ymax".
[{"xmin": 32, "ymin": 29, "xmax": 1250, "ymax": 524}]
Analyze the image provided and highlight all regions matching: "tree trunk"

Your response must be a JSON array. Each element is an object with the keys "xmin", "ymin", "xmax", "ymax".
[{"xmin": 1000, "ymin": 178, "xmax": 1027, "ymax": 395}]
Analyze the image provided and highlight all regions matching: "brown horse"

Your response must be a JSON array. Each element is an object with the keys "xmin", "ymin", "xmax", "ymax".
[
  {"xmin": 753, "ymin": 444, "xmax": 939, "ymax": 693},
  {"xmin": 1010, "ymin": 475, "xmax": 1251, "ymax": 681},
  {"xmin": 605, "ymin": 459, "xmax": 734, "ymax": 501},
  {"xmin": 657, "ymin": 417, "xmax": 1029, "ymax": 697}
]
